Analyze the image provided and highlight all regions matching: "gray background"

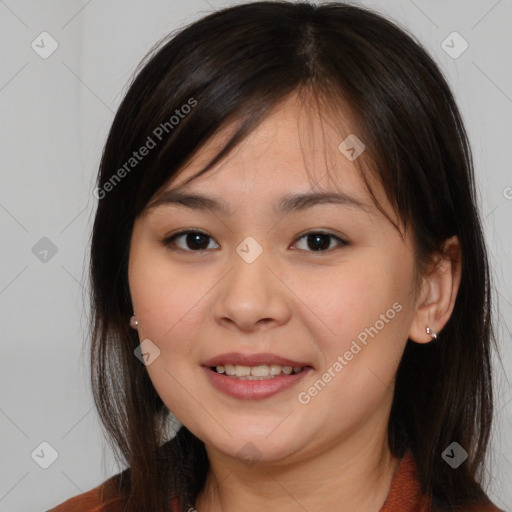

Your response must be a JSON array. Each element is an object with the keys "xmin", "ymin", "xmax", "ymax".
[{"xmin": 0, "ymin": 1, "xmax": 511, "ymax": 511}]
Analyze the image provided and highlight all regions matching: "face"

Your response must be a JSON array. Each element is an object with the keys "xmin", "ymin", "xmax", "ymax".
[{"xmin": 128, "ymin": 93, "xmax": 421, "ymax": 466}]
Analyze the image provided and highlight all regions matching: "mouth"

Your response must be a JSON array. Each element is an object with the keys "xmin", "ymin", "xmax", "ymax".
[{"xmin": 201, "ymin": 352, "xmax": 313, "ymax": 399}]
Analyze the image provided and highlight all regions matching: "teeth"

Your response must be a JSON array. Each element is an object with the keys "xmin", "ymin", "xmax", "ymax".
[
  {"xmin": 225, "ymin": 364, "xmax": 236, "ymax": 376},
  {"xmin": 251, "ymin": 365, "xmax": 269, "ymax": 377},
  {"xmin": 214, "ymin": 364, "xmax": 304, "ymax": 378},
  {"xmin": 269, "ymin": 364, "xmax": 281, "ymax": 376},
  {"xmin": 235, "ymin": 365, "xmax": 251, "ymax": 376}
]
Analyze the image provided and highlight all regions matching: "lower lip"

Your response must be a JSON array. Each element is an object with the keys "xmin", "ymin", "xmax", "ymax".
[{"xmin": 202, "ymin": 367, "xmax": 312, "ymax": 399}]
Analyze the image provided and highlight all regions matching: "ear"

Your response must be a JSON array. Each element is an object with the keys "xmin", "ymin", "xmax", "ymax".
[{"xmin": 408, "ymin": 236, "xmax": 461, "ymax": 344}]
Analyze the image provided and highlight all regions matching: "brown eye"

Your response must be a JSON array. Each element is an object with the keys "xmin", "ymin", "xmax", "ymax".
[
  {"xmin": 163, "ymin": 230, "xmax": 219, "ymax": 251},
  {"xmin": 294, "ymin": 232, "xmax": 347, "ymax": 252}
]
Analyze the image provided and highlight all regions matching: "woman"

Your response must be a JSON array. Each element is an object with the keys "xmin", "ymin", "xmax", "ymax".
[{"xmin": 48, "ymin": 2, "xmax": 503, "ymax": 511}]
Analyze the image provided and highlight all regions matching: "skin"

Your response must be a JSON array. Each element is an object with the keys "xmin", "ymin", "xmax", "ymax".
[{"xmin": 128, "ymin": 92, "xmax": 461, "ymax": 511}]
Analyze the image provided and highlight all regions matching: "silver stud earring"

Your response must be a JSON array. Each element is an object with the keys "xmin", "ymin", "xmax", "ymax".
[
  {"xmin": 426, "ymin": 326, "xmax": 437, "ymax": 339},
  {"xmin": 130, "ymin": 315, "xmax": 139, "ymax": 329}
]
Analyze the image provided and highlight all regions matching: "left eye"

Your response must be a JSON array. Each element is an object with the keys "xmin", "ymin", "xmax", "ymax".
[
  {"xmin": 294, "ymin": 232, "xmax": 347, "ymax": 252},
  {"xmin": 163, "ymin": 230, "xmax": 347, "ymax": 252}
]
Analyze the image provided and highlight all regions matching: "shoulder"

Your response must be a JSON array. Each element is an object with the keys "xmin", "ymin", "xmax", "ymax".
[
  {"xmin": 380, "ymin": 451, "xmax": 504, "ymax": 512},
  {"xmin": 46, "ymin": 477, "xmax": 124, "ymax": 512}
]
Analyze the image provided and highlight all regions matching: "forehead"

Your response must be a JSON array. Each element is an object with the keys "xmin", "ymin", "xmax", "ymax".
[{"xmin": 150, "ymin": 93, "xmax": 385, "ymax": 214}]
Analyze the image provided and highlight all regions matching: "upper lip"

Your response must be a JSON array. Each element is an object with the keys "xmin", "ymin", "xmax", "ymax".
[{"xmin": 202, "ymin": 352, "xmax": 311, "ymax": 368}]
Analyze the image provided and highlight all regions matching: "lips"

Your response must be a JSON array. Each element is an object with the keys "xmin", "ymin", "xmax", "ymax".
[{"xmin": 201, "ymin": 352, "xmax": 313, "ymax": 399}]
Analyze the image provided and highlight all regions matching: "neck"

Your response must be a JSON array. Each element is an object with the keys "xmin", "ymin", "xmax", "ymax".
[{"xmin": 195, "ymin": 415, "xmax": 401, "ymax": 512}]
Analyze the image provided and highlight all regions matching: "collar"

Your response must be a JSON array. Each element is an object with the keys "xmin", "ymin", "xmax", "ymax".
[{"xmin": 379, "ymin": 450, "xmax": 431, "ymax": 512}]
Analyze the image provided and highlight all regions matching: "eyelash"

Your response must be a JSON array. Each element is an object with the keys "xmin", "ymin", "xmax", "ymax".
[{"xmin": 161, "ymin": 230, "xmax": 348, "ymax": 253}]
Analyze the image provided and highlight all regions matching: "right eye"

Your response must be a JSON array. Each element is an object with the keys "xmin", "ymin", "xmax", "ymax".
[{"xmin": 162, "ymin": 230, "xmax": 220, "ymax": 252}]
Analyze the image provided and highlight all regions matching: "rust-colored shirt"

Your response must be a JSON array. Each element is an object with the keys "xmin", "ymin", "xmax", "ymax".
[{"xmin": 46, "ymin": 451, "xmax": 504, "ymax": 511}]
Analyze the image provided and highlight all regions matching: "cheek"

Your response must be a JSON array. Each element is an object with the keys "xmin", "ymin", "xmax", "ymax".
[
  {"xmin": 128, "ymin": 245, "xmax": 210, "ymax": 362},
  {"xmin": 128, "ymin": 249, "xmax": 211, "ymax": 423},
  {"xmin": 298, "ymin": 250, "xmax": 415, "ymax": 394},
  {"xmin": 303, "ymin": 254, "xmax": 411, "ymax": 339}
]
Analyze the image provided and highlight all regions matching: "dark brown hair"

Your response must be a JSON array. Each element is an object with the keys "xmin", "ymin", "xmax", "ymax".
[{"xmin": 90, "ymin": 2, "xmax": 497, "ymax": 511}]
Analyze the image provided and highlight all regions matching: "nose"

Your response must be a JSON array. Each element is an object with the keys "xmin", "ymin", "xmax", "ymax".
[{"xmin": 212, "ymin": 244, "xmax": 291, "ymax": 333}]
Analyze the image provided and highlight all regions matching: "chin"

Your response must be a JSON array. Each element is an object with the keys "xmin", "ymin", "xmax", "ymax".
[{"xmin": 196, "ymin": 421, "xmax": 315, "ymax": 467}]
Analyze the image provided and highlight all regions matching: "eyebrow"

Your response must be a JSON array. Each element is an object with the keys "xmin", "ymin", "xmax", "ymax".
[{"xmin": 148, "ymin": 189, "xmax": 369, "ymax": 215}]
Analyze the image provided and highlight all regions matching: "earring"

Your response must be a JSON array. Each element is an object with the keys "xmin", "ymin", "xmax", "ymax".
[
  {"xmin": 129, "ymin": 315, "xmax": 139, "ymax": 329},
  {"xmin": 426, "ymin": 326, "xmax": 437, "ymax": 339}
]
